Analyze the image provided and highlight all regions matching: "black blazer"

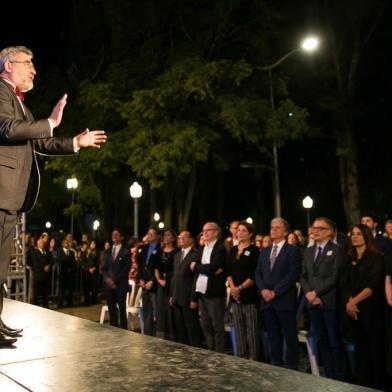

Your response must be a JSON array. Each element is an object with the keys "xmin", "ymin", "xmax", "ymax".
[
  {"xmin": 137, "ymin": 242, "xmax": 162, "ymax": 292},
  {"xmin": 57, "ymin": 248, "xmax": 77, "ymax": 274},
  {"xmin": 29, "ymin": 248, "xmax": 52, "ymax": 281},
  {"xmin": 102, "ymin": 245, "xmax": 131, "ymax": 291},
  {"xmin": 193, "ymin": 241, "xmax": 227, "ymax": 299},
  {"xmin": 170, "ymin": 248, "xmax": 197, "ymax": 307},
  {"xmin": 300, "ymin": 241, "xmax": 343, "ymax": 310},
  {"xmin": 0, "ymin": 78, "xmax": 75, "ymax": 213},
  {"xmin": 255, "ymin": 242, "xmax": 301, "ymax": 311}
]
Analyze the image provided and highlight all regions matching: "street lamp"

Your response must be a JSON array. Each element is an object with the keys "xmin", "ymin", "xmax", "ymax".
[
  {"xmin": 66, "ymin": 177, "xmax": 78, "ymax": 237},
  {"xmin": 259, "ymin": 35, "xmax": 319, "ymax": 217},
  {"xmin": 153, "ymin": 212, "xmax": 160, "ymax": 222},
  {"xmin": 158, "ymin": 222, "xmax": 165, "ymax": 229},
  {"xmin": 45, "ymin": 221, "xmax": 52, "ymax": 229},
  {"xmin": 130, "ymin": 181, "xmax": 142, "ymax": 239},
  {"xmin": 302, "ymin": 196, "xmax": 314, "ymax": 229},
  {"xmin": 92, "ymin": 219, "xmax": 100, "ymax": 239},
  {"xmin": 246, "ymin": 217, "xmax": 253, "ymax": 224}
]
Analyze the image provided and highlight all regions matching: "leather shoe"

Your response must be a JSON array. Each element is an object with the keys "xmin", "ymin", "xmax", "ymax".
[
  {"xmin": 0, "ymin": 325, "xmax": 21, "ymax": 337},
  {"xmin": 0, "ymin": 321, "xmax": 23, "ymax": 334},
  {"xmin": 0, "ymin": 333, "xmax": 17, "ymax": 347}
]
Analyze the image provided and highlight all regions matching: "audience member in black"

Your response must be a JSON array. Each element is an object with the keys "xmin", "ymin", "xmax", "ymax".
[
  {"xmin": 154, "ymin": 228, "xmax": 178, "ymax": 340},
  {"xmin": 227, "ymin": 221, "xmax": 261, "ymax": 360},
  {"xmin": 57, "ymin": 239, "xmax": 76, "ymax": 308},
  {"xmin": 361, "ymin": 212, "xmax": 392, "ymax": 256},
  {"xmin": 340, "ymin": 224, "xmax": 385, "ymax": 389}
]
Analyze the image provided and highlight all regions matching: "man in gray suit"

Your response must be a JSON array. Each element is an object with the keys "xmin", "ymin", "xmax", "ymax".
[
  {"xmin": 300, "ymin": 217, "xmax": 345, "ymax": 380},
  {"xmin": 0, "ymin": 45, "xmax": 106, "ymax": 347}
]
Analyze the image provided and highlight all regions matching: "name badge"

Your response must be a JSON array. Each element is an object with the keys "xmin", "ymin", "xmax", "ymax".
[
  {"xmin": 326, "ymin": 250, "xmax": 333, "ymax": 256},
  {"xmin": 244, "ymin": 250, "xmax": 250, "ymax": 256}
]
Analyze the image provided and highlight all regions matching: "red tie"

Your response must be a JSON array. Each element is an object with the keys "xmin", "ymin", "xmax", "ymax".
[{"xmin": 15, "ymin": 86, "xmax": 24, "ymax": 102}]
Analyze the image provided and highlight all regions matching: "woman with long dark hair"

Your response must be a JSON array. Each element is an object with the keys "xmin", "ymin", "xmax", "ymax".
[
  {"xmin": 154, "ymin": 228, "xmax": 178, "ymax": 340},
  {"xmin": 340, "ymin": 224, "xmax": 385, "ymax": 389}
]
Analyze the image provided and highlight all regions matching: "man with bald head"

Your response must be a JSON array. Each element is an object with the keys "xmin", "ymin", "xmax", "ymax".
[
  {"xmin": 0, "ymin": 45, "xmax": 106, "ymax": 346},
  {"xmin": 170, "ymin": 231, "xmax": 201, "ymax": 347}
]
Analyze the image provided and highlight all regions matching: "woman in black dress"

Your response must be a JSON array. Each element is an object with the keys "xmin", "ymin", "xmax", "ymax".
[
  {"xmin": 340, "ymin": 224, "xmax": 385, "ymax": 389},
  {"xmin": 154, "ymin": 228, "xmax": 178, "ymax": 340},
  {"xmin": 227, "ymin": 221, "xmax": 261, "ymax": 360}
]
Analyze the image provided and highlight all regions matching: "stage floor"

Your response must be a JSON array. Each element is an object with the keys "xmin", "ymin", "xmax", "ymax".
[{"xmin": 0, "ymin": 299, "xmax": 375, "ymax": 391}]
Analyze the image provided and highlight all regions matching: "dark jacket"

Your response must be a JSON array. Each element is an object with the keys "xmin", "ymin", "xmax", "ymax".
[
  {"xmin": 193, "ymin": 241, "xmax": 227, "ymax": 299},
  {"xmin": 170, "ymin": 248, "xmax": 197, "ymax": 307},
  {"xmin": 0, "ymin": 78, "xmax": 75, "ymax": 213},
  {"xmin": 137, "ymin": 242, "xmax": 162, "ymax": 292},
  {"xmin": 29, "ymin": 248, "xmax": 52, "ymax": 281},
  {"xmin": 102, "ymin": 245, "xmax": 131, "ymax": 291},
  {"xmin": 300, "ymin": 241, "xmax": 343, "ymax": 310},
  {"xmin": 255, "ymin": 242, "xmax": 301, "ymax": 311}
]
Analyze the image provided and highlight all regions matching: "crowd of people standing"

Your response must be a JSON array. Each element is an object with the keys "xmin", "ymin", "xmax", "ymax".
[{"xmin": 24, "ymin": 212, "xmax": 392, "ymax": 390}]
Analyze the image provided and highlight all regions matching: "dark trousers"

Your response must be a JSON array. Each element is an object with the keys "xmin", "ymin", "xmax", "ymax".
[
  {"xmin": 0, "ymin": 210, "xmax": 18, "ymax": 316},
  {"xmin": 58, "ymin": 270, "xmax": 74, "ymax": 306},
  {"xmin": 309, "ymin": 308, "xmax": 346, "ymax": 380},
  {"xmin": 82, "ymin": 271, "xmax": 98, "ymax": 305},
  {"xmin": 198, "ymin": 296, "xmax": 226, "ymax": 353},
  {"xmin": 173, "ymin": 303, "xmax": 202, "ymax": 347},
  {"xmin": 155, "ymin": 285, "xmax": 175, "ymax": 340},
  {"xmin": 104, "ymin": 287, "xmax": 127, "ymax": 329},
  {"xmin": 33, "ymin": 279, "xmax": 50, "ymax": 308},
  {"xmin": 141, "ymin": 289, "xmax": 156, "ymax": 336},
  {"xmin": 263, "ymin": 307, "xmax": 299, "ymax": 369}
]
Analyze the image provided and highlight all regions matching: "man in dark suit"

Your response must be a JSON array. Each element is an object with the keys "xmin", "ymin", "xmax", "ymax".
[
  {"xmin": 360, "ymin": 212, "xmax": 392, "ymax": 256},
  {"xmin": 190, "ymin": 222, "xmax": 227, "ymax": 353},
  {"xmin": 102, "ymin": 229, "xmax": 131, "ymax": 329},
  {"xmin": 57, "ymin": 239, "xmax": 77, "ymax": 308},
  {"xmin": 29, "ymin": 237, "xmax": 52, "ymax": 308},
  {"xmin": 255, "ymin": 217, "xmax": 301, "ymax": 369},
  {"xmin": 0, "ymin": 45, "xmax": 106, "ymax": 346},
  {"xmin": 300, "ymin": 217, "xmax": 345, "ymax": 379},
  {"xmin": 169, "ymin": 231, "xmax": 201, "ymax": 347},
  {"xmin": 137, "ymin": 227, "xmax": 162, "ymax": 335}
]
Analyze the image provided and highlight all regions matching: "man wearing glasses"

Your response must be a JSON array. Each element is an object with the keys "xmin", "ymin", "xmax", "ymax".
[
  {"xmin": 0, "ymin": 46, "xmax": 107, "ymax": 347},
  {"xmin": 300, "ymin": 217, "xmax": 345, "ymax": 379},
  {"xmin": 190, "ymin": 222, "xmax": 227, "ymax": 352}
]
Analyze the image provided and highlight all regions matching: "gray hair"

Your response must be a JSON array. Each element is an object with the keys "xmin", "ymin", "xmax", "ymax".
[
  {"xmin": 204, "ymin": 222, "xmax": 222, "ymax": 238},
  {"xmin": 0, "ymin": 46, "xmax": 33, "ymax": 73},
  {"xmin": 271, "ymin": 217, "xmax": 290, "ymax": 233}
]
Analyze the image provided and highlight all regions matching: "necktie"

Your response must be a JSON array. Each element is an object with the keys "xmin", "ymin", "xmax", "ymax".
[
  {"xmin": 15, "ymin": 86, "xmax": 24, "ymax": 101},
  {"xmin": 66, "ymin": 249, "xmax": 69, "ymax": 256},
  {"xmin": 112, "ymin": 246, "xmax": 117, "ymax": 260},
  {"xmin": 180, "ymin": 249, "xmax": 186, "ymax": 262},
  {"xmin": 270, "ymin": 244, "xmax": 278, "ymax": 271},
  {"xmin": 314, "ymin": 246, "xmax": 322, "ymax": 268}
]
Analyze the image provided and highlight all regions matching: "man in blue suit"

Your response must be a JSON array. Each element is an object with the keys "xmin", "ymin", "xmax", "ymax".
[{"xmin": 255, "ymin": 217, "xmax": 301, "ymax": 369}]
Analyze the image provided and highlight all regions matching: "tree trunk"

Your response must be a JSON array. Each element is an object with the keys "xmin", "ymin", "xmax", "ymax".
[
  {"xmin": 335, "ymin": 127, "xmax": 360, "ymax": 228},
  {"xmin": 177, "ymin": 165, "xmax": 197, "ymax": 230}
]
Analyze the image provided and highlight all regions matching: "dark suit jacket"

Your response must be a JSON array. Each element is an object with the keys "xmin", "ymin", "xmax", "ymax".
[
  {"xmin": 170, "ymin": 248, "xmax": 197, "ymax": 307},
  {"xmin": 255, "ymin": 242, "xmax": 301, "ymax": 311},
  {"xmin": 137, "ymin": 242, "xmax": 162, "ymax": 292},
  {"xmin": 300, "ymin": 241, "xmax": 343, "ymax": 310},
  {"xmin": 193, "ymin": 241, "xmax": 227, "ymax": 299},
  {"xmin": 29, "ymin": 248, "xmax": 52, "ymax": 281},
  {"xmin": 102, "ymin": 245, "xmax": 131, "ymax": 291},
  {"xmin": 0, "ymin": 78, "xmax": 74, "ymax": 213},
  {"xmin": 57, "ymin": 248, "xmax": 77, "ymax": 275}
]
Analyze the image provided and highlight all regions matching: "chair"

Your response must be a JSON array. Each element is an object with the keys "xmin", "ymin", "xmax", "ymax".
[
  {"xmin": 126, "ymin": 281, "xmax": 143, "ymax": 332},
  {"xmin": 99, "ymin": 280, "xmax": 134, "ymax": 325}
]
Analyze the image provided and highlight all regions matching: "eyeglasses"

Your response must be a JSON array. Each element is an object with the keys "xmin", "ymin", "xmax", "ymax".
[
  {"xmin": 312, "ymin": 226, "xmax": 329, "ymax": 231},
  {"xmin": 10, "ymin": 60, "xmax": 35, "ymax": 68},
  {"xmin": 202, "ymin": 228, "xmax": 216, "ymax": 233}
]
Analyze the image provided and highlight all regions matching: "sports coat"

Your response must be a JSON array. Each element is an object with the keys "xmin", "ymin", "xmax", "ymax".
[{"xmin": 0, "ymin": 78, "xmax": 74, "ymax": 213}]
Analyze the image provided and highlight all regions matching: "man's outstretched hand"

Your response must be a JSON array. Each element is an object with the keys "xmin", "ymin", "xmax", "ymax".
[
  {"xmin": 49, "ymin": 94, "xmax": 68, "ymax": 128},
  {"xmin": 75, "ymin": 128, "xmax": 107, "ymax": 149}
]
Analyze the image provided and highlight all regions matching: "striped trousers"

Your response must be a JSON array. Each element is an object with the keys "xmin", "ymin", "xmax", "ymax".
[{"xmin": 231, "ymin": 302, "xmax": 261, "ymax": 360}]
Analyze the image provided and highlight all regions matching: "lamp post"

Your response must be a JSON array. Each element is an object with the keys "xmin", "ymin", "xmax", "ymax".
[
  {"xmin": 130, "ymin": 181, "xmax": 142, "ymax": 239},
  {"xmin": 259, "ymin": 36, "xmax": 319, "ymax": 217},
  {"xmin": 153, "ymin": 212, "xmax": 160, "ymax": 222},
  {"xmin": 66, "ymin": 178, "xmax": 78, "ymax": 237},
  {"xmin": 302, "ymin": 196, "xmax": 314, "ymax": 230},
  {"xmin": 92, "ymin": 219, "xmax": 100, "ymax": 239}
]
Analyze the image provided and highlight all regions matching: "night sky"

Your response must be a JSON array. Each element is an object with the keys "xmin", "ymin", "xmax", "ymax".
[{"xmin": 2, "ymin": 1, "xmax": 391, "ymax": 236}]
